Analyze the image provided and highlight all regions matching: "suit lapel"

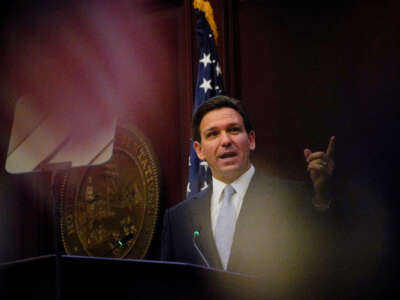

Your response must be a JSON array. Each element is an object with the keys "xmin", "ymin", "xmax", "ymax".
[
  {"xmin": 228, "ymin": 171, "xmax": 274, "ymax": 272},
  {"xmin": 191, "ymin": 188, "xmax": 222, "ymax": 269}
]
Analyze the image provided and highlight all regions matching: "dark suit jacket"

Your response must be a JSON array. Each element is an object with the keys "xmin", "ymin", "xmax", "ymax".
[{"xmin": 161, "ymin": 171, "xmax": 331, "ymax": 288}]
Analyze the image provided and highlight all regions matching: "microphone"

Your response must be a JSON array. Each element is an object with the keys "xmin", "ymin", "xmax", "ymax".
[
  {"xmin": 103, "ymin": 233, "xmax": 134, "ymax": 257},
  {"xmin": 117, "ymin": 233, "xmax": 134, "ymax": 246},
  {"xmin": 193, "ymin": 230, "xmax": 210, "ymax": 267}
]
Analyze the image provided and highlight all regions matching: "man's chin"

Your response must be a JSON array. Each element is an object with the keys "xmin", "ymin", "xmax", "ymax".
[
  {"xmin": 218, "ymin": 163, "xmax": 240, "ymax": 173},
  {"xmin": 215, "ymin": 165, "xmax": 245, "ymax": 182}
]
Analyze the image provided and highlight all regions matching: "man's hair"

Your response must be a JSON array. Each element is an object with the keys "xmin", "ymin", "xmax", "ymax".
[{"xmin": 191, "ymin": 95, "xmax": 253, "ymax": 142}]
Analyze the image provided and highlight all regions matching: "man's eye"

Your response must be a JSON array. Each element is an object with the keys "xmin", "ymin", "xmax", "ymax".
[
  {"xmin": 207, "ymin": 132, "xmax": 218, "ymax": 138},
  {"xmin": 229, "ymin": 127, "xmax": 240, "ymax": 133}
]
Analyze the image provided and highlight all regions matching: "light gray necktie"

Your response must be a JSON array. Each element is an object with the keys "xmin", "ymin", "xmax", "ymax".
[{"xmin": 215, "ymin": 184, "xmax": 236, "ymax": 270}]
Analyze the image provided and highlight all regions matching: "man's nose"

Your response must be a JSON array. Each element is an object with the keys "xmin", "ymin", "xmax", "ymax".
[{"xmin": 220, "ymin": 131, "xmax": 232, "ymax": 146}]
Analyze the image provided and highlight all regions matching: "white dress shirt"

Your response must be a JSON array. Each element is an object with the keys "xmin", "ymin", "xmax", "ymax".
[{"xmin": 210, "ymin": 165, "xmax": 255, "ymax": 239}]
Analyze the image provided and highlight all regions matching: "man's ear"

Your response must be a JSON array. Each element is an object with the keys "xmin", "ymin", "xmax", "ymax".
[
  {"xmin": 193, "ymin": 140, "xmax": 205, "ymax": 160},
  {"xmin": 249, "ymin": 130, "xmax": 256, "ymax": 151}
]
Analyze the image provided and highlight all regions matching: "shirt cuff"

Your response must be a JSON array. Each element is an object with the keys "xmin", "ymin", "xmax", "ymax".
[{"xmin": 312, "ymin": 196, "xmax": 331, "ymax": 212}]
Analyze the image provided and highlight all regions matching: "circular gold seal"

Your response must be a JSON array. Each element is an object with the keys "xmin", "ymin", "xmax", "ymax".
[{"xmin": 60, "ymin": 125, "xmax": 160, "ymax": 259}]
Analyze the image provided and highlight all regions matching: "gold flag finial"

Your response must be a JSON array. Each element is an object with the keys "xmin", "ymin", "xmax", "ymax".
[{"xmin": 193, "ymin": 0, "xmax": 219, "ymax": 42}]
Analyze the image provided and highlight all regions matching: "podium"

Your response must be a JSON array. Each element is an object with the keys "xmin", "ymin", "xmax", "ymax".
[{"xmin": 0, "ymin": 255, "xmax": 260, "ymax": 300}]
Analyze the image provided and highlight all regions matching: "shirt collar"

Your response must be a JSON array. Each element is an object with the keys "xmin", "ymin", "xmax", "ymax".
[{"xmin": 212, "ymin": 164, "xmax": 255, "ymax": 203}]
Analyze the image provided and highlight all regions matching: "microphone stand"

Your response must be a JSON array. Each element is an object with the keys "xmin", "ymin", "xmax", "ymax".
[{"xmin": 193, "ymin": 231, "xmax": 210, "ymax": 267}]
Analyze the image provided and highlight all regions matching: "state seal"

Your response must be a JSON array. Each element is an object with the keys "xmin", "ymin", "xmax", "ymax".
[{"xmin": 60, "ymin": 125, "xmax": 160, "ymax": 259}]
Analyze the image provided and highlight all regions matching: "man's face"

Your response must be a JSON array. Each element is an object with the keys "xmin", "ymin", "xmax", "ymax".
[{"xmin": 193, "ymin": 107, "xmax": 256, "ymax": 183}]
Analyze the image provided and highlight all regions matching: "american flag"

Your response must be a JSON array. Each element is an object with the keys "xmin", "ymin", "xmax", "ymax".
[{"xmin": 187, "ymin": 1, "xmax": 224, "ymax": 198}]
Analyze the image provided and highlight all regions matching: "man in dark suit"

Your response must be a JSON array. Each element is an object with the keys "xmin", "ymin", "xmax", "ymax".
[{"xmin": 161, "ymin": 95, "xmax": 335, "ymax": 289}]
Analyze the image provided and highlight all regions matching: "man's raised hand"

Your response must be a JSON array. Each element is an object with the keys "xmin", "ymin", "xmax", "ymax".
[{"xmin": 304, "ymin": 136, "xmax": 335, "ymax": 196}]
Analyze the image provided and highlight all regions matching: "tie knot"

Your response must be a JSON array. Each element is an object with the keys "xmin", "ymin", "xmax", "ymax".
[{"xmin": 223, "ymin": 185, "xmax": 236, "ymax": 199}]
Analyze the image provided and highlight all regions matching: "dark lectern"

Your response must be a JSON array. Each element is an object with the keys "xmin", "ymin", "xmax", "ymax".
[{"xmin": 1, "ymin": 255, "xmax": 261, "ymax": 300}]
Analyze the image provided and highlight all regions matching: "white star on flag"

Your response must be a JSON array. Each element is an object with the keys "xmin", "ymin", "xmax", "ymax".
[
  {"xmin": 200, "ymin": 181, "xmax": 208, "ymax": 191},
  {"xmin": 200, "ymin": 161, "xmax": 208, "ymax": 172},
  {"xmin": 188, "ymin": 155, "xmax": 191, "ymax": 166},
  {"xmin": 199, "ymin": 78, "xmax": 212, "ymax": 93},
  {"xmin": 199, "ymin": 53, "xmax": 212, "ymax": 68},
  {"xmin": 187, "ymin": 182, "xmax": 191, "ymax": 194}
]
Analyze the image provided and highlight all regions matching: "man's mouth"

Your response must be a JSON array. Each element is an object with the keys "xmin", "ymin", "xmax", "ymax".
[{"xmin": 219, "ymin": 152, "xmax": 237, "ymax": 159}]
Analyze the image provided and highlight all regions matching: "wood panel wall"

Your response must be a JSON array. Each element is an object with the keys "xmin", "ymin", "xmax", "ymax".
[{"xmin": 237, "ymin": 0, "xmax": 399, "ymax": 291}]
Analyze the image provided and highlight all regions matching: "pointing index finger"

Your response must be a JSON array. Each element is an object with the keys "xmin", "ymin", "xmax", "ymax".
[{"xmin": 326, "ymin": 136, "xmax": 335, "ymax": 159}]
